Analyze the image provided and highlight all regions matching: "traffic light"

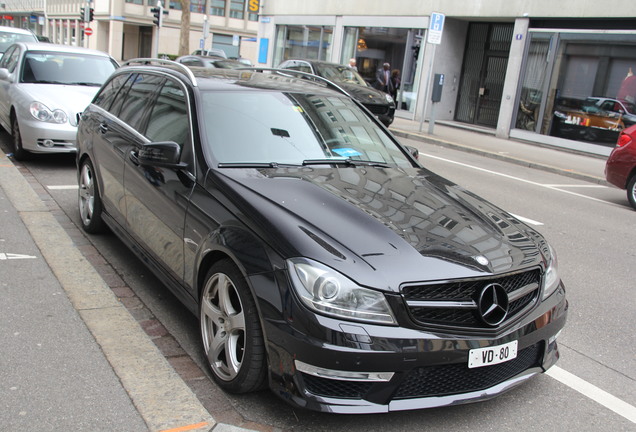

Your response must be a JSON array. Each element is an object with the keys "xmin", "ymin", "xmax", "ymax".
[
  {"xmin": 79, "ymin": 7, "xmax": 85, "ymax": 21},
  {"xmin": 89, "ymin": 8, "xmax": 94, "ymax": 22},
  {"xmin": 151, "ymin": 6, "xmax": 162, "ymax": 27}
]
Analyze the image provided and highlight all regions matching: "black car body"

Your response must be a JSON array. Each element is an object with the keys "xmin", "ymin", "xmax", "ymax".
[
  {"xmin": 76, "ymin": 60, "xmax": 567, "ymax": 414},
  {"xmin": 278, "ymin": 59, "xmax": 396, "ymax": 127}
]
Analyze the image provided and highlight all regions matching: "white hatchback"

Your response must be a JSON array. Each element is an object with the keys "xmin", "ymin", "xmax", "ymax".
[{"xmin": 0, "ymin": 42, "xmax": 117, "ymax": 160}]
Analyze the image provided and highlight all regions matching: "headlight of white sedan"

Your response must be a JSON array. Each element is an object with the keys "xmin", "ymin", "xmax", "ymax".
[
  {"xmin": 30, "ymin": 102, "xmax": 68, "ymax": 124},
  {"xmin": 288, "ymin": 258, "xmax": 397, "ymax": 325}
]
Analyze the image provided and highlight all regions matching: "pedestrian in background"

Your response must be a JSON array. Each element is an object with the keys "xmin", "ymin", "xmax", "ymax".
[
  {"xmin": 348, "ymin": 58, "xmax": 357, "ymax": 70},
  {"xmin": 390, "ymin": 68, "xmax": 401, "ymax": 101},
  {"xmin": 375, "ymin": 62, "xmax": 393, "ymax": 94}
]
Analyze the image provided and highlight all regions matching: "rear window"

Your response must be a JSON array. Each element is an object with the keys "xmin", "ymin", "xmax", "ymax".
[{"xmin": 0, "ymin": 30, "xmax": 37, "ymax": 53}]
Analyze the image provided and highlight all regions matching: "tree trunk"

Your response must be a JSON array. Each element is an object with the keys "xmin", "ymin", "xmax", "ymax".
[{"xmin": 178, "ymin": 0, "xmax": 191, "ymax": 56}]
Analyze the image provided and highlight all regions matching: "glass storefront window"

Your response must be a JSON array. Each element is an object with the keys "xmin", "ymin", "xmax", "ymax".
[
  {"xmin": 517, "ymin": 31, "xmax": 636, "ymax": 146},
  {"xmin": 273, "ymin": 25, "xmax": 333, "ymax": 66}
]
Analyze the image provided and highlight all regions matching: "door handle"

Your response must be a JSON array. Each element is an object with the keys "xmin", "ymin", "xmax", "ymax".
[
  {"xmin": 98, "ymin": 123, "xmax": 108, "ymax": 134},
  {"xmin": 129, "ymin": 149, "xmax": 140, "ymax": 166}
]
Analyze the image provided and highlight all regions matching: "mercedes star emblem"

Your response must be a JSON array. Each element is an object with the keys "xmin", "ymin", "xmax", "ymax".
[{"xmin": 477, "ymin": 283, "xmax": 509, "ymax": 326}]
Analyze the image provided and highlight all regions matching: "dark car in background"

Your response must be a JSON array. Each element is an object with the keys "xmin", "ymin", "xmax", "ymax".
[
  {"xmin": 76, "ymin": 59, "xmax": 567, "ymax": 414},
  {"xmin": 176, "ymin": 55, "xmax": 246, "ymax": 69},
  {"xmin": 278, "ymin": 58, "xmax": 396, "ymax": 127},
  {"xmin": 605, "ymin": 124, "xmax": 636, "ymax": 209}
]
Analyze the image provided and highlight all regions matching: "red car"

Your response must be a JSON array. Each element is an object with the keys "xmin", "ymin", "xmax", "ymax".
[{"xmin": 605, "ymin": 124, "xmax": 636, "ymax": 209}]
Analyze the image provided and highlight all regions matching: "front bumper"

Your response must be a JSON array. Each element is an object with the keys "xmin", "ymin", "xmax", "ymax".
[
  {"xmin": 17, "ymin": 115, "xmax": 77, "ymax": 154},
  {"xmin": 262, "ymin": 283, "xmax": 567, "ymax": 413}
]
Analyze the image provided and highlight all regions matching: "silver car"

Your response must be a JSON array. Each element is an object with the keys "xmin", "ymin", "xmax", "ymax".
[
  {"xmin": 0, "ymin": 42, "xmax": 117, "ymax": 160},
  {"xmin": 0, "ymin": 26, "xmax": 38, "ymax": 55}
]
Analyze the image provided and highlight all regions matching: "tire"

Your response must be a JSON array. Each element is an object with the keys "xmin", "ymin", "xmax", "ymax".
[
  {"xmin": 200, "ymin": 260, "xmax": 267, "ymax": 393},
  {"xmin": 78, "ymin": 158, "xmax": 106, "ymax": 233},
  {"xmin": 11, "ymin": 114, "xmax": 30, "ymax": 161},
  {"xmin": 627, "ymin": 175, "xmax": 636, "ymax": 210}
]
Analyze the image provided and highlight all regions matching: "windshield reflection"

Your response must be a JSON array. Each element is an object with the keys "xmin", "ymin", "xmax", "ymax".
[{"xmin": 201, "ymin": 90, "xmax": 412, "ymax": 168}]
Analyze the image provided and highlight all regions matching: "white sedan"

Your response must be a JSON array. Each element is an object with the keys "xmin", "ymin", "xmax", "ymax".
[{"xmin": 0, "ymin": 42, "xmax": 117, "ymax": 160}]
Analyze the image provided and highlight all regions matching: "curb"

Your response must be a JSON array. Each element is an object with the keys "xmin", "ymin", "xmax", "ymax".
[
  {"xmin": 391, "ymin": 128, "xmax": 609, "ymax": 186},
  {"xmin": 0, "ymin": 151, "xmax": 215, "ymax": 432}
]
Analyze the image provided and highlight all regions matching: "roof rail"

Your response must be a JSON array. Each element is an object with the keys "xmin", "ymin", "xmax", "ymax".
[
  {"xmin": 238, "ymin": 67, "xmax": 351, "ymax": 98},
  {"xmin": 121, "ymin": 58, "xmax": 198, "ymax": 87}
]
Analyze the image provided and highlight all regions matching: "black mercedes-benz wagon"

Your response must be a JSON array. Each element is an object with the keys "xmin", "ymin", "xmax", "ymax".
[{"xmin": 76, "ymin": 60, "xmax": 567, "ymax": 413}]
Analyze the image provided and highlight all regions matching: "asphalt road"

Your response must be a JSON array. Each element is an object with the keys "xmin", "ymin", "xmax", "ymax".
[{"xmin": 2, "ymin": 130, "xmax": 635, "ymax": 431}]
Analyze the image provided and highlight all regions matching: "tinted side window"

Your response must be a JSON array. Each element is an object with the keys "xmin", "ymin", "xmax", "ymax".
[
  {"xmin": 2, "ymin": 46, "xmax": 19, "ymax": 73},
  {"xmin": 117, "ymin": 74, "xmax": 164, "ymax": 131},
  {"xmin": 93, "ymin": 73, "xmax": 132, "ymax": 111},
  {"xmin": 145, "ymin": 79, "xmax": 189, "ymax": 148}
]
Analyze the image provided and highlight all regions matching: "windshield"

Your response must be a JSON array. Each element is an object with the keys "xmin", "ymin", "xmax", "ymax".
[
  {"xmin": 21, "ymin": 52, "xmax": 117, "ymax": 86},
  {"xmin": 0, "ymin": 30, "xmax": 37, "ymax": 53},
  {"xmin": 314, "ymin": 63, "xmax": 368, "ymax": 86},
  {"xmin": 201, "ymin": 90, "xmax": 412, "ymax": 168}
]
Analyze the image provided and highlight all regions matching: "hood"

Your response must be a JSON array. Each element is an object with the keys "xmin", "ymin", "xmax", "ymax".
[
  {"xmin": 17, "ymin": 83, "xmax": 100, "ymax": 125},
  {"xmin": 213, "ymin": 166, "xmax": 546, "ymax": 291},
  {"xmin": 337, "ymin": 82, "xmax": 391, "ymax": 106}
]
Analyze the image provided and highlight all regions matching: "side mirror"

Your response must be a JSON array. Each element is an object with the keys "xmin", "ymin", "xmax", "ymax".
[
  {"xmin": 0, "ymin": 68, "xmax": 10, "ymax": 80},
  {"xmin": 137, "ymin": 141, "xmax": 187, "ymax": 169},
  {"xmin": 405, "ymin": 145, "xmax": 419, "ymax": 160}
]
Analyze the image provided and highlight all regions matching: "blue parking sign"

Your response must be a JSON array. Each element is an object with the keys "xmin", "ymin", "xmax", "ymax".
[{"xmin": 427, "ymin": 12, "xmax": 445, "ymax": 44}]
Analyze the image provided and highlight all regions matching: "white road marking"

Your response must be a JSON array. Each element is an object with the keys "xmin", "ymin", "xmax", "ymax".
[
  {"xmin": 546, "ymin": 366, "xmax": 636, "ymax": 424},
  {"xmin": 544, "ymin": 184, "xmax": 608, "ymax": 188},
  {"xmin": 509, "ymin": 213, "xmax": 543, "ymax": 226},
  {"xmin": 47, "ymin": 185, "xmax": 79, "ymax": 190},
  {"xmin": 420, "ymin": 153, "xmax": 613, "ymax": 205},
  {"xmin": 0, "ymin": 253, "xmax": 37, "ymax": 260}
]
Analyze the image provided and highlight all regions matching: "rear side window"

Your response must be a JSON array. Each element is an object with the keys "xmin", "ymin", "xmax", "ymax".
[
  {"xmin": 93, "ymin": 73, "xmax": 132, "ymax": 111},
  {"xmin": 115, "ymin": 73, "xmax": 164, "ymax": 131}
]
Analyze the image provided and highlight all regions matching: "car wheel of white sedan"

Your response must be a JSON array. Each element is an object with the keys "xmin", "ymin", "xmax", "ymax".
[
  {"xmin": 11, "ymin": 115, "xmax": 30, "ymax": 161},
  {"xmin": 200, "ymin": 260, "xmax": 267, "ymax": 393}
]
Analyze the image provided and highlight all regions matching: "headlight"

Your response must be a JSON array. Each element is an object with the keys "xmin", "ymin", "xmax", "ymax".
[
  {"xmin": 385, "ymin": 93, "xmax": 394, "ymax": 104},
  {"xmin": 30, "ymin": 102, "xmax": 68, "ymax": 124},
  {"xmin": 542, "ymin": 243, "xmax": 560, "ymax": 300},
  {"xmin": 288, "ymin": 258, "xmax": 397, "ymax": 325}
]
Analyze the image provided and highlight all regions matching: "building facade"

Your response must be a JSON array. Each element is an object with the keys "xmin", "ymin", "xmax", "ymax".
[
  {"xmin": 0, "ymin": 0, "xmax": 258, "ymax": 63},
  {"xmin": 255, "ymin": 0, "xmax": 636, "ymax": 152}
]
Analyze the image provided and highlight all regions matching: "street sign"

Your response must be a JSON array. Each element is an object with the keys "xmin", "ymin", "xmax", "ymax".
[
  {"xmin": 84, "ymin": 27, "xmax": 93, "ymax": 36},
  {"xmin": 427, "ymin": 12, "xmax": 445, "ymax": 45}
]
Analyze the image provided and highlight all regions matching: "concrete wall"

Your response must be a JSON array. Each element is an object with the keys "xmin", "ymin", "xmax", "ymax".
[{"xmin": 262, "ymin": 0, "xmax": 636, "ymax": 19}]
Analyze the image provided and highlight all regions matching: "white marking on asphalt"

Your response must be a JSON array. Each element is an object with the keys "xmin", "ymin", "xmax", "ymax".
[
  {"xmin": 47, "ymin": 185, "xmax": 78, "ymax": 190},
  {"xmin": 544, "ymin": 184, "xmax": 608, "ymax": 188},
  {"xmin": 509, "ymin": 213, "xmax": 543, "ymax": 226},
  {"xmin": 0, "ymin": 253, "xmax": 37, "ymax": 260},
  {"xmin": 546, "ymin": 366, "xmax": 636, "ymax": 424},
  {"xmin": 420, "ymin": 153, "xmax": 613, "ymax": 205}
]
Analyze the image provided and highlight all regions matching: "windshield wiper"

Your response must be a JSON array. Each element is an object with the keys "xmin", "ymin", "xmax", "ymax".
[
  {"xmin": 302, "ymin": 158, "xmax": 390, "ymax": 168},
  {"xmin": 67, "ymin": 82, "xmax": 101, "ymax": 86},
  {"xmin": 217, "ymin": 162, "xmax": 302, "ymax": 168}
]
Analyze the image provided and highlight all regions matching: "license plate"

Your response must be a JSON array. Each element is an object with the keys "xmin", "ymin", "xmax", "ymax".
[{"xmin": 468, "ymin": 341, "xmax": 518, "ymax": 369}]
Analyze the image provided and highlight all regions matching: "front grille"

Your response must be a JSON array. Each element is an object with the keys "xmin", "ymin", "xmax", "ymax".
[
  {"xmin": 301, "ymin": 373, "xmax": 373, "ymax": 399},
  {"xmin": 402, "ymin": 268, "xmax": 541, "ymax": 330},
  {"xmin": 393, "ymin": 342, "xmax": 543, "ymax": 399},
  {"xmin": 364, "ymin": 103, "xmax": 390, "ymax": 116}
]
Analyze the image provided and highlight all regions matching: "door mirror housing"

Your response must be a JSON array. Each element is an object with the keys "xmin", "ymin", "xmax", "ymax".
[{"xmin": 138, "ymin": 141, "xmax": 187, "ymax": 169}]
